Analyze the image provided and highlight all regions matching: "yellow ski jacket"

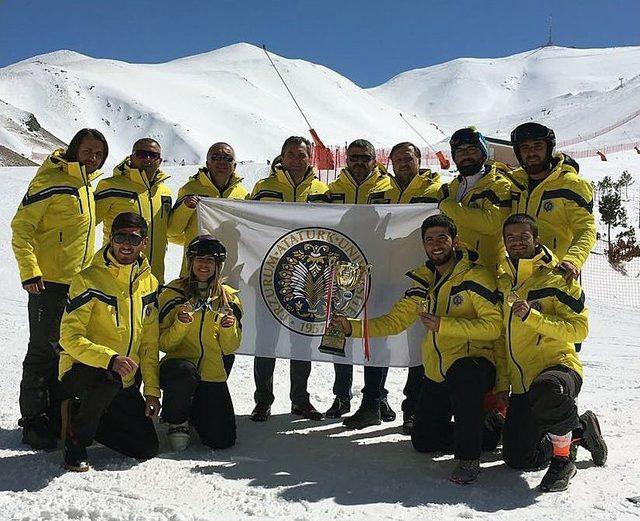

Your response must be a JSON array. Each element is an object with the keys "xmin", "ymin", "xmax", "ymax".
[
  {"xmin": 349, "ymin": 249, "xmax": 505, "ymax": 386},
  {"xmin": 251, "ymin": 163, "xmax": 330, "ymax": 202},
  {"xmin": 158, "ymin": 278, "xmax": 242, "ymax": 383},
  {"xmin": 95, "ymin": 158, "xmax": 172, "ymax": 284},
  {"xmin": 496, "ymin": 245, "xmax": 587, "ymax": 394},
  {"xmin": 11, "ymin": 149, "xmax": 99, "ymax": 285},
  {"xmin": 328, "ymin": 164, "xmax": 392, "ymax": 204},
  {"xmin": 59, "ymin": 247, "xmax": 160, "ymax": 397},
  {"xmin": 168, "ymin": 169, "xmax": 249, "ymax": 276},
  {"xmin": 385, "ymin": 169, "xmax": 442, "ymax": 204},
  {"xmin": 506, "ymin": 154, "xmax": 596, "ymax": 269},
  {"xmin": 438, "ymin": 161, "xmax": 512, "ymax": 274}
]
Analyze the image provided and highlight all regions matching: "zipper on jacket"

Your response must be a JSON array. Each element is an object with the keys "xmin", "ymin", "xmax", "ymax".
[
  {"xmin": 196, "ymin": 309, "xmax": 206, "ymax": 371},
  {"xmin": 80, "ymin": 175, "xmax": 92, "ymax": 268},
  {"xmin": 125, "ymin": 268, "xmax": 135, "ymax": 357},
  {"xmin": 507, "ymin": 306, "xmax": 527, "ymax": 392},
  {"xmin": 148, "ymin": 187, "xmax": 154, "ymax": 265},
  {"xmin": 431, "ymin": 273, "xmax": 451, "ymax": 379},
  {"xmin": 536, "ymin": 334, "xmax": 542, "ymax": 346},
  {"xmin": 59, "ymin": 231, "xmax": 63, "ymax": 243}
]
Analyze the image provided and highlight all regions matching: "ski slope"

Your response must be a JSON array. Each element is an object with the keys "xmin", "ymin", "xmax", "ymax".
[
  {"xmin": 2, "ymin": 44, "xmax": 639, "ymax": 168},
  {"xmin": 0, "ymin": 44, "xmax": 445, "ymax": 166},
  {"xmin": 369, "ymin": 46, "xmax": 640, "ymax": 146},
  {"xmin": 0, "ymin": 151, "xmax": 639, "ymax": 520}
]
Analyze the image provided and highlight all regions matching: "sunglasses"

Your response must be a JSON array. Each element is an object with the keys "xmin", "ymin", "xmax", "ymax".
[
  {"xmin": 112, "ymin": 232, "xmax": 145, "ymax": 246},
  {"xmin": 133, "ymin": 150, "xmax": 161, "ymax": 160},
  {"xmin": 208, "ymin": 153, "xmax": 234, "ymax": 163},
  {"xmin": 347, "ymin": 154, "xmax": 373, "ymax": 163}
]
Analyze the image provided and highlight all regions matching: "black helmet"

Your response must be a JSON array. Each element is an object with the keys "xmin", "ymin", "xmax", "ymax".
[
  {"xmin": 186, "ymin": 235, "xmax": 226, "ymax": 261},
  {"xmin": 510, "ymin": 122, "xmax": 556, "ymax": 165}
]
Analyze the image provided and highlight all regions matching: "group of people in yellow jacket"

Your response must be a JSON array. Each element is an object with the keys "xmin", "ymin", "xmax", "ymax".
[{"xmin": 10, "ymin": 123, "xmax": 606, "ymax": 490}]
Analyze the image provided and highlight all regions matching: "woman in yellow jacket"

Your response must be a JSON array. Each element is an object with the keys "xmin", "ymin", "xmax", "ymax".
[
  {"xmin": 159, "ymin": 235, "xmax": 242, "ymax": 451},
  {"xmin": 11, "ymin": 128, "xmax": 108, "ymax": 450}
]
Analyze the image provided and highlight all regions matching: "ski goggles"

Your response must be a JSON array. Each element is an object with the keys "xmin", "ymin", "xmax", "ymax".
[
  {"xmin": 208, "ymin": 153, "xmax": 234, "ymax": 163},
  {"xmin": 133, "ymin": 150, "xmax": 161, "ymax": 160},
  {"xmin": 112, "ymin": 232, "xmax": 145, "ymax": 246}
]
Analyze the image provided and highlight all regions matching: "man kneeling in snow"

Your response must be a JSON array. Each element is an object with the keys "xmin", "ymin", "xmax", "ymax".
[
  {"xmin": 58, "ymin": 212, "xmax": 161, "ymax": 471},
  {"xmin": 496, "ymin": 213, "xmax": 607, "ymax": 492}
]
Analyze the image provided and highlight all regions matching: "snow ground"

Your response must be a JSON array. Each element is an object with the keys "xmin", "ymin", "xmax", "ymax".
[{"xmin": 0, "ymin": 160, "xmax": 639, "ymax": 521}]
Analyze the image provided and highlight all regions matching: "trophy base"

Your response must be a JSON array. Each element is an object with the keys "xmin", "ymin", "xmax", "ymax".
[
  {"xmin": 318, "ymin": 332, "xmax": 346, "ymax": 357},
  {"xmin": 318, "ymin": 345, "xmax": 347, "ymax": 357}
]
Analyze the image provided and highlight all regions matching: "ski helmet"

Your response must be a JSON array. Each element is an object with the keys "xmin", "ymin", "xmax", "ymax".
[
  {"xmin": 510, "ymin": 122, "xmax": 556, "ymax": 165},
  {"xmin": 186, "ymin": 235, "xmax": 227, "ymax": 261},
  {"xmin": 449, "ymin": 126, "xmax": 489, "ymax": 160}
]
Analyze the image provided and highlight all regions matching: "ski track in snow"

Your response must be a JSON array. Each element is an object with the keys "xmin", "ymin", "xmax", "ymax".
[{"xmin": 1, "ymin": 159, "xmax": 639, "ymax": 520}]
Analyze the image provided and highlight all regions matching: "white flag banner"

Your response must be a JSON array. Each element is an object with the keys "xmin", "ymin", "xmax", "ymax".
[{"xmin": 197, "ymin": 199, "xmax": 439, "ymax": 367}]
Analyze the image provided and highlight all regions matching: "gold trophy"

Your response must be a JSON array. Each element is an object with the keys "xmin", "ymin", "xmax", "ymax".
[
  {"xmin": 319, "ymin": 261, "xmax": 371, "ymax": 356},
  {"xmin": 420, "ymin": 294, "xmax": 431, "ymax": 314}
]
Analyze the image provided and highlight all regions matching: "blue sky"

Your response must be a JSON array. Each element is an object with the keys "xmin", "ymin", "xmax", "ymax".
[{"xmin": 1, "ymin": 0, "xmax": 638, "ymax": 87}]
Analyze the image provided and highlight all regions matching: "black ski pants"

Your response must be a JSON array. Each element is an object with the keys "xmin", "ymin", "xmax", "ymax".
[
  {"xmin": 502, "ymin": 365, "xmax": 582, "ymax": 470},
  {"xmin": 411, "ymin": 356, "xmax": 496, "ymax": 460},
  {"xmin": 20, "ymin": 282, "xmax": 69, "ymax": 429},
  {"xmin": 62, "ymin": 363, "xmax": 158, "ymax": 459},
  {"xmin": 160, "ymin": 358, "xmax": 236, "ymax": 449}
]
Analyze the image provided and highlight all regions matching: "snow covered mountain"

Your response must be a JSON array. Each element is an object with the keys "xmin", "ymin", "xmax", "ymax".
[
  {"xmin": 0, "ymin": 99, "xmax": 65, "ymax": 166},
  {"xmin": 369, "ymin": 46, "xmax": 640, "ymax": 147},
  {"xmin": 0, "ymin": 44, "xmax": 638, "ymax": 166},
  {"xmin": 0, "ymin": 44, "xmax": 444, "ymax": 165}
]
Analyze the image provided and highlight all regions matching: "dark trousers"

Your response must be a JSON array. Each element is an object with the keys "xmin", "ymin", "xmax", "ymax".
[
  {"xmin": 411, "ymin": 357, "xmax": 496, "ymax": 460},
  {"xmin": 402, "ymin": 365, "xmax": 424, "ymax": 416},
  {"xmin": 333, "ymin": 363, "xmax": 389, "ymax": 409},
  {"xmin": 503, "ymin": 365, "xmax": 582, "ymax": 470},
  {"xmin": 254, "ymin": 356, "xmax": 311, "ymax": 406},
  {"xmin": 20, "ymin": 282, "xmax": 69, "ymax": 429},
  {"xmin": 160, "ymin": 359, "xmax": 236, "ymax": 449},
  {"xmin": 223, "ymin": 354, "xmax": 235, "ymax": 377},
  {"xmin": 62, "ymin": 364, "xmax": 158, "ymax": 459}
]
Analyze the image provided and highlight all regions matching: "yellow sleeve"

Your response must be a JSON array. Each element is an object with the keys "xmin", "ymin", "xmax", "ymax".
[
  {"xmin": 562, "ymin": 181, "xmax": 596, "ymax": 269},
  {"xmin": 59, "ymin": 275, "xmax": 119, "ymax": 368},
  {"xmin": 522, "ymin": 282, "xmax": 589, "ymax": 343},
  {"xmin": 139, "ymin": 294, "xmax": 160, "ymax": 397},
  {"xmin": 439, "ymin": 179, "xmax": 511, "ymax": 236},
  {"xmin": 492, "ymin": 330, "xmax": 510, "ymax": 393},
  {"xmin": 11, "ymin": 179, "xmax": 53, "ymax": 283},
  {"xmin": 350, "ymin": 286, "xmax": 423, "ymax": 338},
  {"xmin": 167, "ymin": 186, "xmax": 195, "ymax": 246},
  {"xmin": 158, "ymin": 290, "xmax": 190, "ymax": 352},
  {"xmin": 438, "ymin": 275, "xmax": 502, "ymax": 341},
  {"xmin": 94, "ymin": 179, "xmax": 111, "ymax": 226},
  {"xmin": 217, "ymin": 293, "xmax": 243, "ymax": 355}
]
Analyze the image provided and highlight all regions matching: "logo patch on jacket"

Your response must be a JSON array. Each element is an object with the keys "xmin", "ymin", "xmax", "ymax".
[
  {"xmin": 451, "ymin": 294, "xmax": 464, "ymax": 307},
  {"xmin": 543, "ymin": 200, "xmax": 554, "ymax": 212}
]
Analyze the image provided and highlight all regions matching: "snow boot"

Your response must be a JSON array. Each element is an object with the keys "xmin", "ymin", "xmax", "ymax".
[
  {"xmin": 379, "ymin": 398, "xmax": 396, "ymax": 422},
  {"xmin": 576, "ymin": 410, "xmax": 607, "ymax": 466},
  {"xmin": 167, "ymin": 422, "xmax": 191, "ymax": 452},
  {"xmin": 450, "ymin": 459, "xmax": 480, "ymax": 484},
  {"xmin": 19, "ymin": 414, "xmax": 57, "ymax": 451},
  {"xmin": 325, "ymin": 397, "xmax": 351, "ymax": 418},
  {"xmin": 540, "ymin": 456, "xmax": 576, "ymax": 492},
  {"xmin": 343, "ymin": 406, "xmax": 381, "ymax": 430}
]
